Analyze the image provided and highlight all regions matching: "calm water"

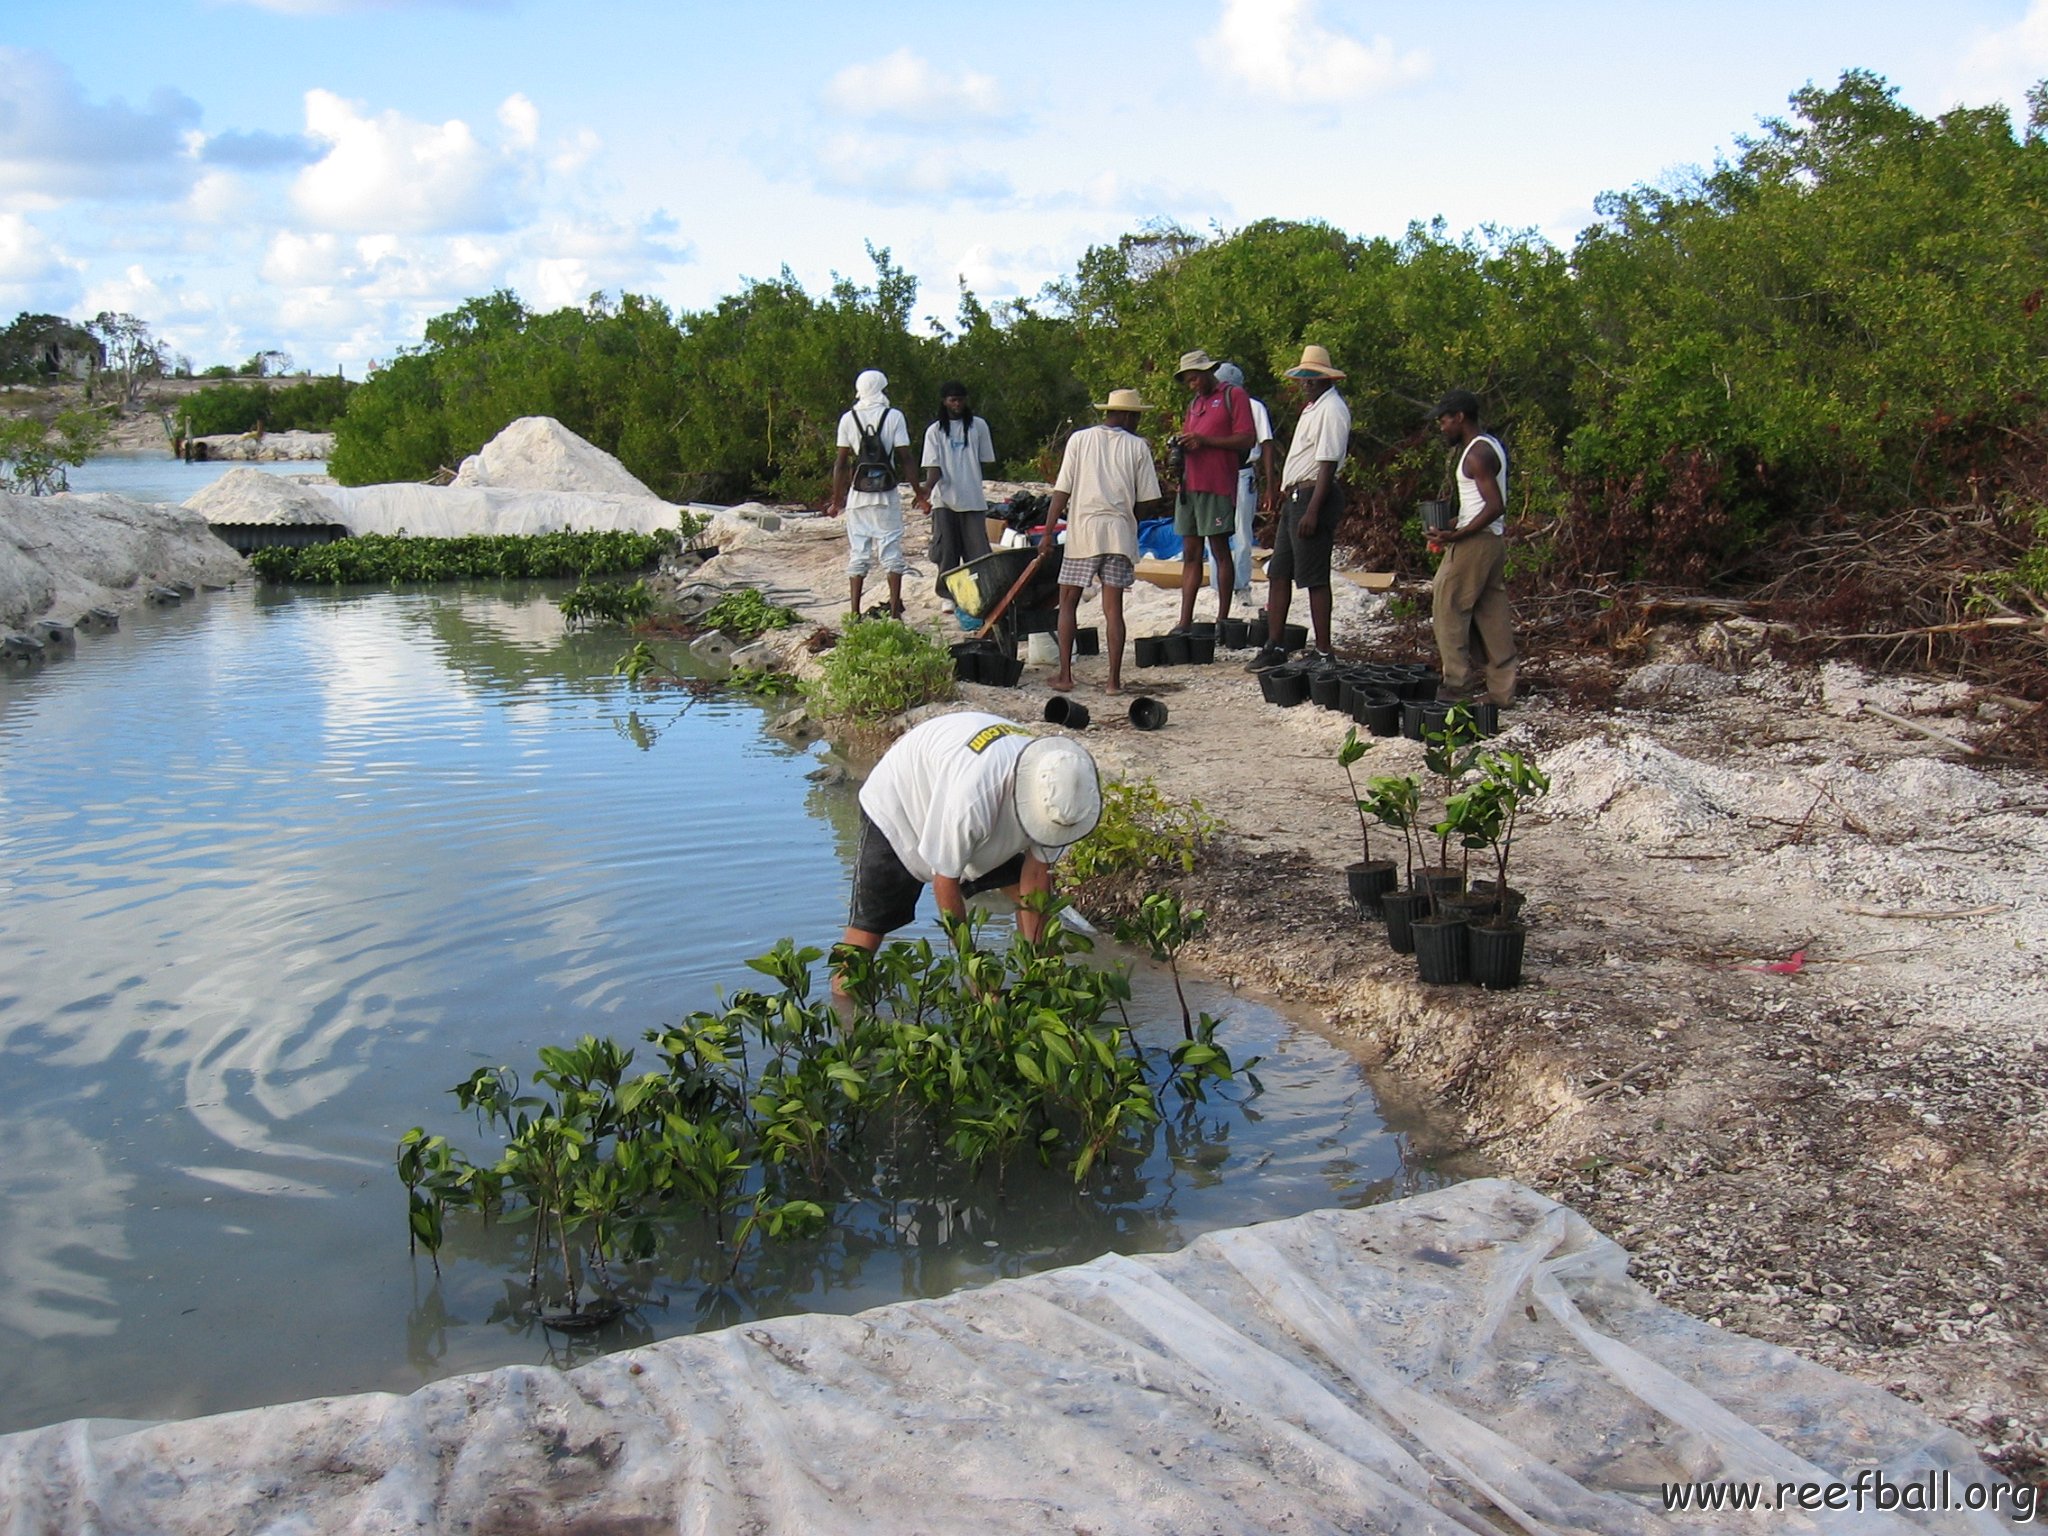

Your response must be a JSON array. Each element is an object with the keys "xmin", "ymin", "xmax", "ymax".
[
  {"xmin": 63, "ymin": 453, "xmax": 327, "ymax": 504},
  {"xmin": 0, "ymin": 587, "xmax": 1444, "ymax": 1434}
]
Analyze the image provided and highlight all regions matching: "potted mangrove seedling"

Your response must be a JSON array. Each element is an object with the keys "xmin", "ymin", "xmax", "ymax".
[
  {"xmin": 1362, "ymin": 774, "xmax": 1429, "ymax": 954},
  {"xmin": 1455, "ymin": 748, "xmax": 1550, "ymax": 989},
  {"xmin": 1337, "ymin": 727, "xmax": 1398, "ymax": 915},
  {"xmin": 1415, "ymin": 705, "xmax": 1484, "ymax": 908}
]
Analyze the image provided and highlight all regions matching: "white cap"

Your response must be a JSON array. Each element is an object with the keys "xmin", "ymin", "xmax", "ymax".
[{"xmin": 1013, "ymin": 736, "xmax": 1102, "ymax": 848}]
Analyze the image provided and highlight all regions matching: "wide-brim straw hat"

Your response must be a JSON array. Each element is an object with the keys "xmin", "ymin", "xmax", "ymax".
[
  {"xmin": 1093, "ymin": 388, "xmax": 1152, "ymax": 413},
  {"xmin": 1014, "ymin": 736, "xmax": 1102, "ymax": 848},
  {"xmin": 1174, "ymin": 349, "xmax": 1220, "ymax": 379},
  {"xmin": 1285, "ymin": 344, "xmax": 1346, "ymax": 380}
]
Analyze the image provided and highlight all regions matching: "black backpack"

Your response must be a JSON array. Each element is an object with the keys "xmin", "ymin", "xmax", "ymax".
[{"xmin": 851, "ymin": 409, "xmax": 899, "ymax": 494}]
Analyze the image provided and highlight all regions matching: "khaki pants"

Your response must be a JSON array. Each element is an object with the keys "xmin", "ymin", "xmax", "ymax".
[{"xmin": 1432, "ymin": 534, "xmax": 1518, "ymax": 704}]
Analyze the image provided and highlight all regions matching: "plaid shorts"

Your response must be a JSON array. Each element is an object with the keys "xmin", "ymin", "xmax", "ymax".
[{"xmin": 1058, "ymin": 552, "xmax": 1135, "ymax": 589}]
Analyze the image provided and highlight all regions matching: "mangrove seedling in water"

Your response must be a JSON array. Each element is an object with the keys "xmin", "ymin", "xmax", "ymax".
[{"xmin": 395, "ymin": 900, "xmax": 1260, "ymax": 1319}]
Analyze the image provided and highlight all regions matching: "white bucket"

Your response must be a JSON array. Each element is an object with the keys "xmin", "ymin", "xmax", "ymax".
[{"xmin": 1027, "ymin": 632, "xmax": 1060, "ymax": 665}]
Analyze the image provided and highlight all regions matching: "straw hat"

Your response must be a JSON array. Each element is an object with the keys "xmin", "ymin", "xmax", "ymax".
[
  {"xmin": 1092, "ymin": 388, "xmax": 1151, "ymax": 413},
  {"xmin": 1174, "ymin": 349, "xmax": 1220, "ymax": 379},
  {"xmin": 1014, "ymin": 737, "xmax": 1103, "ymax": 849},
  {"xmin": 1285, "ymin": 345, "xmax": 1346, "ymax": 380}
]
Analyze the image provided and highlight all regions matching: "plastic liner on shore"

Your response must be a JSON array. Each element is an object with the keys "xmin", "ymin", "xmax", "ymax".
[
  {"xmin": 321, "ymin": 482, "xmax": 691, "ymax": 537},
  {"xmin": 0, "ymin": 1180, "xmax": 2013, "ymax": 1535}
]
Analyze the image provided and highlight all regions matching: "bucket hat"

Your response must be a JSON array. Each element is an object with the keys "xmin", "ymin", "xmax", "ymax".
[
  {"xmin": 1174, "ymin": 349, "xmax": 1221, "ymax": 379},
  {"xmin": 1092, "ymin": 388, "xmax": 1152, "ymax": 413},
  {"xmin": 1014, "ymin": 736, "xmax": 1102, "ymax": 848},
  {"xmin": 1285, "ymin": 345, "xmax": 1346, "ymax": 380}
]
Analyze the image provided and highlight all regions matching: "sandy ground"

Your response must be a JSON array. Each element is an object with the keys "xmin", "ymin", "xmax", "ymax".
[{"xmin": 683, "ymin": 498, "xmax": 2048, "ymax": 1485}]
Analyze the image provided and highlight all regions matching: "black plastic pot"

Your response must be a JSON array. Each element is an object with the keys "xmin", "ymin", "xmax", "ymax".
[
  {"xmin": 1258, "ymin": 665, "xmax": 1311, "ymax": 707},
  {"xmin": 1468, "ymin": 922, "xmax": 1527, "ymax": 990},
  {"xmin": 1418, "ymin": 498, "xmax": 1458, "ymax": 534},
  {"xmin": 1043, "ymin": 696, "xmax": 1090, "ymax": 729},
  {"xmin": 950, "ymin": 640, "xmax": 999, "ymax": 683},
  {"xmin": 1419, "ymin": 700, "xmax": 1454, "ymax": 740},
  {"xmin": 1134, "ymin": 636, "xmax": 1166, "ymax": 668},
  {"xmin": 1074, "ymin": 626, "xmax": 1101, "ymax": 657},
  {"xmin": 1401, "ymin": 699, "xmax": 1426, "ymax": 740},
  {"xmin": 1189, "ymin": 621, "xmax": 1216, "ymax": 640},
  {"xmin": 1129, "ymin": 696, "xmax": 1168, "ymax": 731},
  {"xmin": 982, "ymin": 653, "xmax": 1025, "ymax": 688},
  {"xmin": 1186, "ymin": 634, "xmax": 1216, "ymax": 665},
  {"xmin": 1346, "ymin": 859, "xmax": 1398, "ymax": 915},
  {"xmin": 1381, "ymin": 888, "xmax": 1428, "ymax": 953},
  {"xmin": 1474, "ymin": 700, "xmax": 1500, "ymax": 736},
  {"xmin": 1219, "ymin": 617, "xmax": 1251, "ymax": 649},
  {"xmin": 1281, "ymin": 623, "xmax": 1309, "ymax": 651},
  {"xmin": 1400, "ymin": 672, "xmax": 1440, "ymax": 702},
  {"xmin": 1469, "ymin": 882, "xmax": 1526, "ymax": 922},
  {"xmin": 1412, "ymin": 916, "xmax": 1470, "ymax": 985},
  {"xmin": 1309, "ymin": 671, "xmax": 1346, "ymax": 710},
  {"xmin": 1359, "ymin": 695, "xmax": 1402, "ymax": 738},
  {"xmin": 1413, "ymin": 867, "xmax": 1467, "ymax": 905},
  {"xmin": 1162, "ymin": 634, "xmax": 1192, "ymax": 666}
]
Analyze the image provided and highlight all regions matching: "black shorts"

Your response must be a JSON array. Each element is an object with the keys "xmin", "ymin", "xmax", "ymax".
[
  {"xmin": 846, "ymin": 811, "xmax": 1027, "ymax": 935},
  {"xmin": 1268, "ymin": 483, "xmax": 1340, "ymax": 589}
]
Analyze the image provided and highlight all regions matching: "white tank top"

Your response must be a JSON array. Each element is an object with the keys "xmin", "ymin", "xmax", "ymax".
[{"xmin": 1456, "ymin": 434, "xmax": 1507, "ymax": 536}]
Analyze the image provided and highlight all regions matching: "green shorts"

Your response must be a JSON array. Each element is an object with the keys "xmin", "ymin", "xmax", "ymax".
[{"xmin": 1174, "ymin": 490, "xmax": 1235, "ymax": 538}]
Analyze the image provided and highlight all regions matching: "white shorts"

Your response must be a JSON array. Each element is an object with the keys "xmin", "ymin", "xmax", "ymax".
[{"xmin": 845, "ymin": 504, "xmax": 907, "ymax": 576}]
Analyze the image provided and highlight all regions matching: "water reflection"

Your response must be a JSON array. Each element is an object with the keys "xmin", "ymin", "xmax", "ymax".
[{"xmin": 0, "ymin": 585, "xmax": 1446, "ymax": 1434}]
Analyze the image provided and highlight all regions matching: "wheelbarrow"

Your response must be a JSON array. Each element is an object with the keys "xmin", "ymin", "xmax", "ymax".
[{"xmin": 942, "ymin": 538, "xmax": 1063, "ymax": 659}]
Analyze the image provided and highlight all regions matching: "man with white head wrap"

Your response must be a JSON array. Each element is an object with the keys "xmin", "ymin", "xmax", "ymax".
[
  {"xmin": 828, "ymin": 369, "xmax": 917, "ymax": 620},
  {"xmin": 1213, "ymin": 362, "xmax": 1274, "ymax": 602}
]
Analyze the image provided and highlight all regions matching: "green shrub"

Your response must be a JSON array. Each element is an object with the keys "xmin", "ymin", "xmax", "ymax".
[
  {"xmin": 396, "ymin": 903, "xmax": 1257, "ymax": 1317},
  {"xmin": 803, "ymin": 618, "xmax": 955, "ymax": 723},
  {"xmin": 1066, "ymin": 779, "xmax": 1219, "ymax": 882},
  {"xmin": 177, "ymin": 375, "xmax": 355, "ymax": 437},
  {"xmin": 250, "ymin": 528, "xmax": 676, "ymax": 585},
  {"xmin": 558, "ymin": 579, "xmax": 655, "ymax": 627},
  {"xmin": 701, "ymin": 588, "xmax": 798, "ymax": 638}
]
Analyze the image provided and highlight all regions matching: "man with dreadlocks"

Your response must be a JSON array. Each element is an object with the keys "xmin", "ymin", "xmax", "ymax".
[{"xmin": 915, "ymin": 380, "xmax": 997, "ymax": 604}]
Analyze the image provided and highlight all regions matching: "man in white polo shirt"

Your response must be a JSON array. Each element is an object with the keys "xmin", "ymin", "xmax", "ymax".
[
  {"xmin": 1250, "ymin": 345, "xmax": 1351, "ymax": 668},
  {"xmin": 839, "ymin": 712, "xmax": 1103, "ymax": 968}
]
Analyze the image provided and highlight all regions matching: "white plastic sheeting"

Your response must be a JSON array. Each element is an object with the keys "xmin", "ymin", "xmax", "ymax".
[
  {"xmin": 0, "ymin": 1180, "xmax": 2017, "ymax": 1534},
  {"xmin": 321, "ymin": 483, "xmax": 692, "ymax": 538}
]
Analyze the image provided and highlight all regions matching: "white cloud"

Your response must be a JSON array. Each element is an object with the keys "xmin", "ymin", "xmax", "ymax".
[
  {"xmin": 0, "ymin": 47, "xmax": 202, "ymax": 199},
  {"xmin": 1200, "ymin": 0, "xmax": 1430, "ymax": 102},
  {"xmin": 498, "ymin": 93, "xmax": 540, "ymax": 151},
  {"xmin": 813, "ymin": 132, "xmax": 1015, "ymax": 206},
  {"xmin": 290, "ymin": 88, "xmax": 535, "ymax": 234},
  {"xmin": 1953, "ymin": 0, "xmax": 2048, "ymax": 121},
  {"xmin": 824, "ymin": 48, "xmax": 1003, "ymax": 125},
  {"xmin": 0, "ymin": 213, "xmax": 82, "ymax": 309}
]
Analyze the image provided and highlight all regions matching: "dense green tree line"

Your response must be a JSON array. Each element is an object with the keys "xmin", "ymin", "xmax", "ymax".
[
  {"xmin": 329, "ymin": 73, "xmax": 2048, "ymax": 586},
  {"xmin": 176, "ymin": 375, "xmax": 355, "ymax": 437}
]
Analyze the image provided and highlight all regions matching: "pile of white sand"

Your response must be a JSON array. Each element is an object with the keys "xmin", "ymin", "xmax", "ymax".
[
  {"xmin": 451, "ymin": 417, "xmax": 662, "ymax": 499},
  {"xmin": 185, "ymin": 469, "xmax": 345, "ymax": 528}
]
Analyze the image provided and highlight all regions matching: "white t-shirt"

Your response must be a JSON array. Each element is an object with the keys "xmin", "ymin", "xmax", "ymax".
[
  {"xmin": 1280, "ymin": 388, "xmax": 1351, "ymax": 489},
  {"xmin": 1053, "ymin": 425, "xmax": 1162, "ymax": 561},
  {"xmin": 921, "ymin": 416, "xmax": 996, "ymax": 511},
  {"xmin": 1244, "ymin": 398, "xmax": 1274, "ymax": 469},
  {"xmin": 837, "ymin": 406, "xmax": 911, "ymax": 514},
  {"xmin": 859, "ymin": 711, "xmax": 1062, "ymax": 882}
]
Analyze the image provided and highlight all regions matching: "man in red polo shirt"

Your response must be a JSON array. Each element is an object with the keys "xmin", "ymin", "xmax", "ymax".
[{"xmin": 1170, "ymin": 349, "xmax": 1255, "ymax": 631}]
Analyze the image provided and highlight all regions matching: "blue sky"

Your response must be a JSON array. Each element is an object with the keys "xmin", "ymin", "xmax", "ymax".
[{"xmin": 4, "ymin": 0, "xmax": 2045, "ymax": 376}]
